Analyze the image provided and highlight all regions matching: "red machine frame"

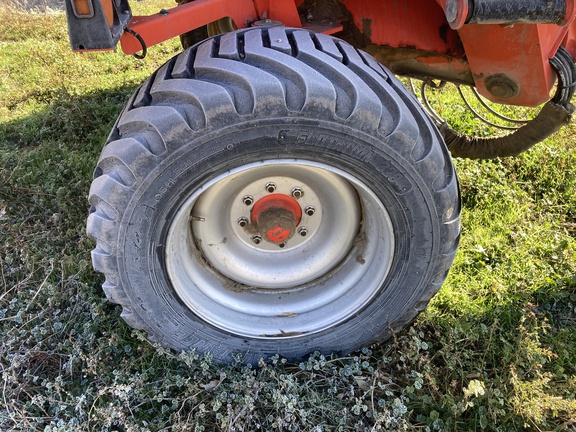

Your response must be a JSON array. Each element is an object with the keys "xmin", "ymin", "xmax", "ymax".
[{"xmin": 78, "ymin": 0, "xmax": 575, "ymax": 108}]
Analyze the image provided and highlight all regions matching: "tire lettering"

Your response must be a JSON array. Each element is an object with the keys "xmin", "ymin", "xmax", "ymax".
[
  {"xmin": 134, "ymin": 229, "xmax": 142, "ymax": 247},
  {"xmin": 155, "ymin": 179, "xmax": 177, "ymax": 201},
  {"xmin": 280, "ymin": 130, "xmax": 413, "ymax": 194},
  {"xmin": 297, "ymin": 132, "xmax": 310, "ymax": 143},
  {"xmin": 371, "ymin": 157, "xmax": 413, "ymax": 194},
  {"xmin": 316, "ymin": 134, "xmax": 339, "ymax": 148},
  {"xmin": 276, "ymin": 129, "xmax": 311, "ymax": 144}
]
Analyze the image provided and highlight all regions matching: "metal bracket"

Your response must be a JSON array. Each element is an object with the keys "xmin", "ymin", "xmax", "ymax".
[{"xmin": 65, "ymin": 0, "xmax": 131, "ymax": 51}]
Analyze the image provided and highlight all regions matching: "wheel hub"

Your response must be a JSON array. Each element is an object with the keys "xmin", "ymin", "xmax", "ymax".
[
  {"xmin": 230, "ymin": 176, "xmax": 322, "ymax": 252},
  {"xmin": 251, "ymin": 194, "xmax": 302, "ymax": 244}
]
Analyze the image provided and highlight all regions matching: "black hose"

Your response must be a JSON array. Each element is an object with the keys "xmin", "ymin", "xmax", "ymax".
[
  {"xmin": 124, "ymin": 27, "xmax": 147, "ymax": 59},
  {"xmin": 441, "ymin": 101, "xmax": 573, "ymax": 159},
  {"xmin": 440, "ymin": 47, "xmax": 575, "ymax": 159}
]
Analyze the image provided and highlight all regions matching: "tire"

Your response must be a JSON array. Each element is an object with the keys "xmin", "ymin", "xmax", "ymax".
[{"xmin": 87, "ymin": 27, "xmax": 461, "ymax": 364}]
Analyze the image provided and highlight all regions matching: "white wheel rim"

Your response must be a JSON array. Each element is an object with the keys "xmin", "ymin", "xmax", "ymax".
[{"xmin": 166, "ymin": 160, "xmax": 395, "ymax": 338}]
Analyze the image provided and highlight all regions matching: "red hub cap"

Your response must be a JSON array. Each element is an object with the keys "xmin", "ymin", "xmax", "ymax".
[{"xmin": 251, "ymin": 194, "xmax": 302, "ymax": 244}]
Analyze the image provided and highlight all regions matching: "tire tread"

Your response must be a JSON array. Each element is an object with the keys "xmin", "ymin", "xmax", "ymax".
[{"xmin": 87, "ymin": 27, "xmax": 461, "ymax": 361}]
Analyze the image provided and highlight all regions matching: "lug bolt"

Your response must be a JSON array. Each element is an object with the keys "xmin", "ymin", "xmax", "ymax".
[
  {"xmin": 304, "ymin": 206, "xmax": 315, "ymax": 216},
  {"xmin": 237, "ymin": 217, "xmax": 249, "ymax": 227},
  {"xmin": 265, "ymin": 182, "xmax": 276, "ymax": 193},
  {"xmin": 298, "ymin": 227, "xmax": 308, "ymax": 237},
  {"xmin": 243, "ymin": 195, "xmax": 254, "ymax": 206},
  {"xmin": 291, "ymin": 187, "xmax": 303, "ymax": 198},
  {"xmin": 252, "ymin": 235, "xmax": 262, "ymax": 245}
]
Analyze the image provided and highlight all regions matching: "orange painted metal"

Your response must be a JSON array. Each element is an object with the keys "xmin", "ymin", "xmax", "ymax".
[
  {"xmin": 340, "ymin": 0, "xmax": 576, "ymax": 106},
  {"xmin": 365, "ymin": 45, "xmax": 473, "ymax": 85},
  {"xmin": 564, "ymin": 19, "xmax": 576, "ymax": 55},
  {"xmin": 72, "ymin": 0, "xmax": 92, "ymax": 16},
  {"xmin": 120, "ymin": 0, "xmax": 260, "ymax": 55},
  {"xmin": 342, "ymin": 0, "xmax": 463, "ymax": 56},
  {"xmin": 458, "ymin": 22, "xmax": 576, "ymax": 106},
  {"xmin": 431, "ymin": 0, "xmax": 576, "ymax": 105},
  {"xmin": 251, "ymin": 194, "xmax": 302, "ymax": 244},
  {"xmin": 101, "ymin": 0, "xmax": 114, "ymax": 27},
  {"xmin": 342, "ymin": 0, "xmax": 472, "ymax": 87},
  {"xmin": 564, "ymin": 1, "xmax": 576, "ymax": 25},
  {"xmin": 120, "ymin": 0, "xmax": 304, "ymax": 55}
]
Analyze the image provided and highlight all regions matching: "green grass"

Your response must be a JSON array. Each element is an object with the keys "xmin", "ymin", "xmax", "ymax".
[{"xmin": 1, "ymin": 5, "xmax": 575, "ymax": 431}]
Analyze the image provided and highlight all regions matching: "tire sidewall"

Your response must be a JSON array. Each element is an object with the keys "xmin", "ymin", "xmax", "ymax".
[{"xmin": 120, "ymin": 118, "xmax": 440, "ymax": 361}]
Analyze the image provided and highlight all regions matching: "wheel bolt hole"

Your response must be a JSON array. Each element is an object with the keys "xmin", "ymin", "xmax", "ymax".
[
  {"xmin": 237, "ymin": 217, "xmax": 249, "ymax": 228},
  {"xmin": 291, "ymin": 187, "xmax": 303, "ymax": 199},
  {"xmin": 243, "ymin": 195, "xmax": 254, "ymax": 206},
  {"xmin": 305, "ymin": 206, "xmax": 315, "ymax": 216},
  {"xmin": 265, "ymin": 182, "xmax": 276, "ymax": 193},
  {"xmin": 298, "ymin": 227, "xmax": 308, "ymax": 237},
  {"xmin": 252, "ymin": 235, "xmax": 262, "ymax": 245},
  {"xmin": 278, "ymin": 242, "xmax": 286, "ymax": 248}
]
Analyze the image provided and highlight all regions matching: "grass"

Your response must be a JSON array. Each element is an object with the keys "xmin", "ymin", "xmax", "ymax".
[{"xmin": 1, "ymin": 4, "xmax": 575, "ymax": 431}]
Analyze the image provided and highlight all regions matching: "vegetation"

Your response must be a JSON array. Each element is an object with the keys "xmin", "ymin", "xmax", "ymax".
[{"xmin": 1, "ymin": 3, "xmax": 575, "ymax": 431}]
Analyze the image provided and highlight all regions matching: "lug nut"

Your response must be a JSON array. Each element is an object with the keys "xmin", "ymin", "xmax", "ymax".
[
  {"xmin": 243, "ymin": 195, "xmax": 254, "ymax": 206},
  {"xmin": 237, "ymin": 217, "xmax": 249, "ymax": 227},
  {"xmin": 304, "ymin": 206, "xmax": 315, "ymax": 216},
  {"xmin": 265, "ymin": 182, "xmax": 276, "ymax": 193},
  {"xmin": 298, "ymin": 227, "xmax": 308, "ymax": 237},
  {"xmin": 291, "ymin": 187, "xmax": 303, "ymax": 198},
  {"xmin": 278, "ymin": 242, "xmax": 286, "ymax": 248},
  {"xmin": 252, "ymin": 235, "xmax": 262, "ymax": 245}
]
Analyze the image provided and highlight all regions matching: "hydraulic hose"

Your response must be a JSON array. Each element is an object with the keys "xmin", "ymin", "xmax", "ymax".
[
  {"xmin": 440, "ymin": 101, "xmax": 573, "ymax": 159},
  {"xmin": 439, "ymin": 46, "xmax": 575, "ymax": 159}
]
